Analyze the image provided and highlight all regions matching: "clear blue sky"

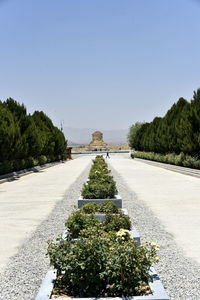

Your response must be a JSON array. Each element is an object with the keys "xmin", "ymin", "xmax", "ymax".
[{"xmin": 0, "ymin": 0, "xmax": 200, "ymax": 130}]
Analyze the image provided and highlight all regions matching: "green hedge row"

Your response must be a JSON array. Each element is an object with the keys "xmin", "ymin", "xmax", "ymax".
[
  {"xmin": 48, "ymin": 202, "xmax": 159, "ymax": 297},
  {"xmin": 132, "ymin": 151, "xmax": 200, "ymax": 169}
]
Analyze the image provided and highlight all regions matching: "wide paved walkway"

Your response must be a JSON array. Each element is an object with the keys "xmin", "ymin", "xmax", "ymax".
[
  {"xmin": 0, "ymin": 156, "xmax": 91, "ymax": 273},
  {"xmin": 109, "ymin": 154, "xmax": 200, "ymax": 264}
]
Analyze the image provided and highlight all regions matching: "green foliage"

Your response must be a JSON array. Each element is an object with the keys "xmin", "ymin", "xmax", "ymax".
[
  {"xmin": 99, "ymin": 201, "xmax": 119, "ymax": 213},
  {"xmin": 81, "ymin": 202, "xmax": 98, "ymax": 214},
  {"xmin": 130, "ymin": 90, "xmax": 200, "ymax": 157},
  {"xmin": 65, "ymin": 208, "xmax": 131, "ymax": 239},
  {"xmin": 0, "ymin": 98, "xmax": 67, "ymax": 175},
  {"xmin": 0, "ymin": 102, "xmax": 19, "ymax": 161},
  {"xmin": 65, "ymin": 210, "xmax": 100, "ymax": 238},
  {"xmin": 81, "ymin": 156, "xmax": 117, "ymax": 199},
  {"xmin": 0, "ymin": 160, "xmax": 14, "ymax": 174},
  {"xmin": 38, "ymin": 155, "xmax": 48, "ymax": 165},
  {"xmin": 128, "ymin": 122, "xmax": 144, "ymax": 149},
  {"xmin": 133, "ymin": 151, "xmax": 200, "ymax": 169},
  {"xmin": 104, "ymin": 214, "xmax": 131, "ymax": 232},
  {"xmin": 81, "ymin": 201, "xmax": 119, "ymax": 214},
  {"xmin": 81, "ymin": 182, "xmax": 116, "ymax": 199},
  {"xmin": 48, "ymin": 227, "xmax": 159, "ymax": 297}
]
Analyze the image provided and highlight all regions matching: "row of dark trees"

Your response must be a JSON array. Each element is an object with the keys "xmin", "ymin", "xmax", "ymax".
[
  {"xmin": 128, "ymin": 89, "xmax": 200, "ymax": 157},
  {"xmin": 0, "ymin": 98, "xmax": 67, "ymax": 174}
]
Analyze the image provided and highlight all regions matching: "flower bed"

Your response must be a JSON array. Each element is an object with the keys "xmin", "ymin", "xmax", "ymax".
[
  {"xmin": 36, "ymin": 267, "xmax": 170, "ymax": 300},
  {"xmin": 36, "ymin": 215, "xmax": 169, "ymax": 299},
  {"xmin": 49, "ymin": 228, "xmax": 161, "ymax": 296},
  {"xmin": 36, "ymin": 227, "xmax": 169, "ymax": 299},
  {"xmin": 79, "ymin": 156, "xmax": 122, "ymax": 207},
  {"xmin": 62, "ymin": 202, "xmax": 140, "ymax": 244},
  {"xmin": 65, "ymin": 207, "xmax": 132, "ymax": 238}
]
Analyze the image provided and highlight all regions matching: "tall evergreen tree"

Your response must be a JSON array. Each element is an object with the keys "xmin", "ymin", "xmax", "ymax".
[
  {"xmin": 130, "ymin": 90, "xmax": 200, "ymax": 156},
  {"xmin": 0, "ymin": 102, "xmax": 19, "ymax": 161},
  {"xmin": 128, "ymin": 122, "xmax": 143, "ymax": 149}
]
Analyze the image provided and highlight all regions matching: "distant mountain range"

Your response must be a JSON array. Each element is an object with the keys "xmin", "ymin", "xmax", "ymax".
[{"xmin": 63, "ymin": 127, "xmax": 129, "ymax": 146}]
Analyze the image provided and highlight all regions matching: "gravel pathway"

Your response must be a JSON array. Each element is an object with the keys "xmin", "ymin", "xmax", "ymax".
[
  {"xmin": 0, "ymin": 164, "xmax": 90, "ymax": 300},
  {"xmin": 110, "ymin": 164, "xmax": 200, "ymax": 300}
]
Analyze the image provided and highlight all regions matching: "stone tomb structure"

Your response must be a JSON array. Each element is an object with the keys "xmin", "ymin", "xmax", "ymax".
[{"xmin": 88, "ymin": 131, "xmax": 108, "ymax": 150}]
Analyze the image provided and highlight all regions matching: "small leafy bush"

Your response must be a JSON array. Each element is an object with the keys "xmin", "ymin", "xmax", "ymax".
[
  {"xmin": 81, "ymin": 202, "xmax": 98, "ymax": 214},
  {"xmin": 25, "ymin": 156, "xmax": 35, "ymax": 168},
  {"xmin": 48, "ymin": 227, "xmax": 159, "ymax": 297},
  {"xmin": 81, "ymin": 181, "xmax": 116, "ymax": 199},
  {"xmin": 38, "ymin": 155, "xmax": 47, "ymax": 165},
  {"xmin": 81, "ymin": 201, "xmax": 119, "ymax": 214},
  {"xmin": 99, "ymin": 201, "xmax": 119, "ymax": 213},
  {"xmin": 65, "ymin": 210, "xmax": 100, "ymax": 238},
  {"xmin": 104, "ymin": 214, "xmax": 131, "ymax": 232}
]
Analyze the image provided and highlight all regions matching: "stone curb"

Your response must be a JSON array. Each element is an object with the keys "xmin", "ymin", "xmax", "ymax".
[{"xmin": 78, "ymin": 194, "xmax": 122, "ymax": 208}]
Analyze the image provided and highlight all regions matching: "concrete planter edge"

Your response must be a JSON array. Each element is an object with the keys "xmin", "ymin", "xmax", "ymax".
[
  {"xmin": 78, "ymin": 194, "xmax": 122, "ymax": 208},
  {"xmin": 35, "ymin": 267, "xmax": 170, "ymax": 300}
]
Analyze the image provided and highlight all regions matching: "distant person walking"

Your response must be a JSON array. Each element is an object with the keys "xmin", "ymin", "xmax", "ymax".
[{"xmin": 106, "ymin": 151, "xmax": 110, "ymax": 158}]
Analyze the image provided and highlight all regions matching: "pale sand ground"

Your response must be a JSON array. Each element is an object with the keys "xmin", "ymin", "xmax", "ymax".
[
  {"xmin": 0, "ymin": 156, "xmax": 91, "ymax": 273},
  {"xmin": 109, "ymin": 154, "xmax": 200, "ymax": 264}
]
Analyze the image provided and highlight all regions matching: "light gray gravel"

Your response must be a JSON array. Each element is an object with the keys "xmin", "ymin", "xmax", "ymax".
[
  {"xmin": 110, "ymin": 164, "xmax": 200, "ymax": 300},
  {"xmin": 0, "ymin": 164, "xmax": 90, "ymax": 300}
]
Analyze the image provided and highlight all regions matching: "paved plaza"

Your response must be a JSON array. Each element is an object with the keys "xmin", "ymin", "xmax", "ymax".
[
  {"xmin": 109, "ymin": 154, "xmax": 200, "ymax": 264},
  {"xmin": 0, "ymin": 157, "xmax": 91, "ymax": 273}
]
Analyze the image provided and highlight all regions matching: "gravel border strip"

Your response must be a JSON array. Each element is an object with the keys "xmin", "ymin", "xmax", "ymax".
[
  {"xmin": 109, "ymin": 163, "xmax": 200, "ymax": 300},
  {"xmin": 0, "ymin": 163, "xmax": 91, "ymax": 300}
]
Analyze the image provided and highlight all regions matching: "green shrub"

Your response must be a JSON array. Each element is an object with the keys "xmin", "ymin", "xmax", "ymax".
[
  {"xmin": 81, "ymin": 202, "xmax": 98, "ymax": 214},
  {"xmin": 33, "ymin": 158, "xmax": 39, "ymax": 166},
  {"xmin": 99, "ymin": 201, "xmax": 119, "ymax": 213},
  {"xmin": 38, "ymin": 155, "xmax": 47, "ymax": 165},
  {"xmin": 81, "ymin": 181, "xmax": 116, "ymax": 199},
  {"xmin": 81, "ymin": 201, "xmax": 119, "ymax": 214},
  {"xmin": 13, "ymin": 159, "xmax": 22, "ymax": 171},
  {"xmin": 134, "ymin": 151, "xmax": 200, "ymax": 169},
  {"xmin": 25, "ymin": 156, "xmax": 35, "ymax": 168},
  {"xmin": 174, "ymin": 152, "xmax": 185, "ymax": 166},
  {"xmin": 0, "ymin": 160, "xmax": 14, "ymax": 175},
  {"xmin": 104, "ymin": 214, "xmax": 131, "ymax": 232},
  {"xmin": 65, "ymin": 210, "xmax": 100, "ymax": 238},
  {"xmin": 48, "ymin": 227, "xmax": 159, "ymax": 297}
]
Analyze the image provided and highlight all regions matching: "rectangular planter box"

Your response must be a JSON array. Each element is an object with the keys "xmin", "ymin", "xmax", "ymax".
[
  {"xmin": 35, "ymin": 267, "xmax": 170, "ymax": 300},
  {"xmin": 90, "ymin": 207, "xmax": 128, "ymax": 222},
  {"xmin": 78, "ymin": 194, "xmax": 122, "ymax": 208}
]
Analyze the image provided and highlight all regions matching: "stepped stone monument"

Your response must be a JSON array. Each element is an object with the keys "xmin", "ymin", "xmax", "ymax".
[{"xmin": 88, "ymin": 131, "xmax": 108, "ymax": 150}]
